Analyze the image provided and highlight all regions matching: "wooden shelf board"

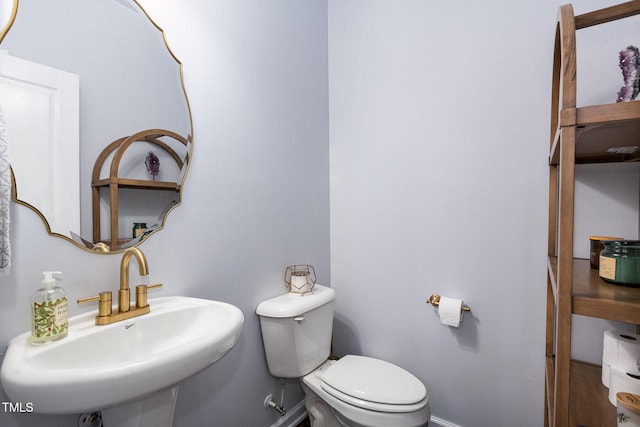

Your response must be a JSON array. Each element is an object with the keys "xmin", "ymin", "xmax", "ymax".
[
  {"xmin": 92, "ymin": 178, "xmax": 180, "ymax": 191},
  {"xmin": 549, "ymin": 102, "xmax": 640, "ymax": 165},
  {"xmin": 576, "ymin": 100, "xmax": 640, "ymax": 125},
  {"xmin": 569, "ymin": 360, "xmax": 616, "ymax": 427},
  {"xmin": 548, "ymin": 257, "xmax": 640, "ymax": 323},
  {"xmin": 546, "ymin": 357, "xmax": 615, "ymax": 427}
]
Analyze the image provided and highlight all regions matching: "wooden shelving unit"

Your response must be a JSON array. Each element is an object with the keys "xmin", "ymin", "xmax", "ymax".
[
  {"xmin": 91, "ymin": 129, "xmax": 188, "ymax": 251},
  {"xmin": 546, "ymin": 2, "xmax": 640, "ymax": 426}
]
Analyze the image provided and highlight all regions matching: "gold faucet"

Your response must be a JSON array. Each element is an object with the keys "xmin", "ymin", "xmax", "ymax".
[
  {"xmin": 78, "ymin": 248, "xmax": 163, "ymax": 325},
  {"xmin": 119, "ymin": 247, "xmax": 149, "ymax": 312}
]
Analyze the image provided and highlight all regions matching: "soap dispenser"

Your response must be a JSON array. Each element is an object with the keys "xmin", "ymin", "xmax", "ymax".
[{"xmin": 30, "ymin": 271, "xmax": 68, "ymax": 344}]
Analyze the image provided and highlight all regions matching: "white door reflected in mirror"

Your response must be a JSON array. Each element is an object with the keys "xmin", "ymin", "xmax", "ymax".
[{"xmin": 0, "ymin": 51, "xmax": 80, "ymax": 235}]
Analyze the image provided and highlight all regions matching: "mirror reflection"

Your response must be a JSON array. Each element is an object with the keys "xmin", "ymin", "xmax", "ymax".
[{"xmin": 0, "ymin": 0, "xmax": 192, "ymax": 252}]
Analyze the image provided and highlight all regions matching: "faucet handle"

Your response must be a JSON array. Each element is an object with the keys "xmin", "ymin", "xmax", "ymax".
[
  {"xmin": 135, "ymin": 283, "xmax": 163, "ymax": 308},
  {"xmin": 77, "ymin": 291, "xmax": 113, "ymax": 317}
]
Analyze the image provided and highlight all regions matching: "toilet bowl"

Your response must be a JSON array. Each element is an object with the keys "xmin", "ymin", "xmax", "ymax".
[
  {"xmin": 256, "ymin": 285, "xmax": 430, "ymax": 427},
  {"xmin": 303, "ymin": 357, "xmax": 430, "ymax": 427}
]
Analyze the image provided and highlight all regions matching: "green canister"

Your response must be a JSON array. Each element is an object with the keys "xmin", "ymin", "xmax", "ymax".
[
  {"xmin": 132, "ymin": 222, "xmax": 147, "ymax": 238},
  {"xmin": 599, "ymin": 240, "xmax": 640, "ymax": 286}
]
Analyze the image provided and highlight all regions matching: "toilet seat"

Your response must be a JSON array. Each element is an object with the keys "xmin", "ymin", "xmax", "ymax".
[{"xmin": 320, "ymin": 355, "xmax": 427, "ymax": 413}]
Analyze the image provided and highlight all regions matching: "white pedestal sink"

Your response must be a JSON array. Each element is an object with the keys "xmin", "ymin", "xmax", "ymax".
[{"xmin": 0, "ymin": 296, "xmax": 244, "ymax": 426}]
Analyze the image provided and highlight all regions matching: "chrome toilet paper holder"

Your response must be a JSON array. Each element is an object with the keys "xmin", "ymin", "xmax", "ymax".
[{"xmin": 426, "ymin": 294, "xmax": 471, "ymax": 312}]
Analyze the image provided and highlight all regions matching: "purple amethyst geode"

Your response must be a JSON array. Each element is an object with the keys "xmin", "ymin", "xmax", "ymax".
[
  {"xmin": 617, "ymin": 45, "xmax": 640, "ymax": 102},
  {"xmin": 145, "ymin": 151, "xmax": 160, "ymax": 178}
]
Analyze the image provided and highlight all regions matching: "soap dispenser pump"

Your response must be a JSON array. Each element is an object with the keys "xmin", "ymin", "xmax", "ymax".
[{"xmin": 30, "ymin": 271, "xmax": 68, "ymax": 344}]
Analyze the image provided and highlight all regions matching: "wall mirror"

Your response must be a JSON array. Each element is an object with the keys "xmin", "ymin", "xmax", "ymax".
[{"xmin": 0, "ymin": 0, "xmax": 192, "ymax": 253}]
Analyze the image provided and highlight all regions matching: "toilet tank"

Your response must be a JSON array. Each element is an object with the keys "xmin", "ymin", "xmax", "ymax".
[{"xmin": 256, "ymin": 285, "xmax": 336, "ymax": 378}]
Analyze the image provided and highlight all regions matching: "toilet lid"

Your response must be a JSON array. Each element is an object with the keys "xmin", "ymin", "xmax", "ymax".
[{"xmin": 320, "ymin": 355, "xmax": 427, "ymax": 406}]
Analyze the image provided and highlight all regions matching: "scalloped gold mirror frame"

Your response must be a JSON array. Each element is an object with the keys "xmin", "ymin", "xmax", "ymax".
[
  {"xmin": 0, "ymin": 1, "xmax": 16, "ymax": 43},
  {"xmin": 0, "ymin": 0, "xmax": 193, "ymax": 254}
]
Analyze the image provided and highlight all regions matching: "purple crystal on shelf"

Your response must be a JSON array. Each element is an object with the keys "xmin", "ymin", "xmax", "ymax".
[
  {"xmin": 145, "ymin": 151, "xmax": 160, "ymax": 179},
  {"xmin": 616, "ymin": 45, "xmax": 640, "ymax": 102}
]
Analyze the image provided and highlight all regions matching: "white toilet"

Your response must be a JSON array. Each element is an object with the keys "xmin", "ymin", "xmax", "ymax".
[{"xmin": 256, "ymin": 285, "xmax": 430, "ymax": 427}]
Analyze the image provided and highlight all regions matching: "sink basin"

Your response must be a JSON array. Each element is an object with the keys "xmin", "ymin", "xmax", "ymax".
[{"xmin": 0, "ymin": 296, "xmax": 244, "ymax": 414}]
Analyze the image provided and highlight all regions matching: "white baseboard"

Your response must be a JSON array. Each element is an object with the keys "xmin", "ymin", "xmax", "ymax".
[
  {"xmin": 430, "ymin": 415, "xmax": 464, "ymax": 427},
  {"xmin": 269, "ymin": 400, "xmax": 307, "ymax": 427}
]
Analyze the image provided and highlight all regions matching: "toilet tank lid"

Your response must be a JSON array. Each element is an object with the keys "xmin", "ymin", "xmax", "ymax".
[{"xmin": 256, "ymin": 284, "xmax": 336, "ymax": 318}]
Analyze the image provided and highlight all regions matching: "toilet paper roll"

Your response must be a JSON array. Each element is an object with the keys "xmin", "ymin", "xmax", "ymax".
[
  {"xmin": 438, "ymin": 297, "xmax": 463, "ymax": 328},
  {"xmin": 609, "ymin": 367, "xmax": 640, "ymax": 405},
  {"xmin": 602, "ymin": 331, "xmax": 640, "ymax": 387}
]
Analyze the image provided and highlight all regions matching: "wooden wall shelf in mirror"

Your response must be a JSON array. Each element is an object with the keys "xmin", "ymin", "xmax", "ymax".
[
  {"xmin": 0, "ymin": 0, "xmax": 193, "ymax": 253},
  {"xmin": 92, "ymin": 129, "xmax": 189, "ymax": 251}
]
